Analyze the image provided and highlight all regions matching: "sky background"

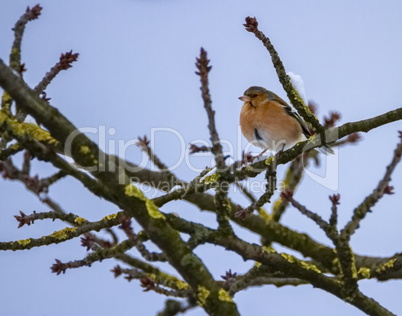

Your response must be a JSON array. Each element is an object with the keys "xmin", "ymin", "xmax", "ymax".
[{"xmin": 1, "ymin": 1, "xmax": 402, "ymax": 315}]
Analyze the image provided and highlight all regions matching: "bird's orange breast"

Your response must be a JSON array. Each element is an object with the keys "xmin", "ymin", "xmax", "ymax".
[{"xmin": 240, "ymin": 101, "xmax": 303, "ymax": 148}]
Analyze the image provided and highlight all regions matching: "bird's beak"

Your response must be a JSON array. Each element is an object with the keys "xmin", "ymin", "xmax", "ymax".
[{"xmin": 239, "ymin": 96, "xmax": 251, "ymax": 102}]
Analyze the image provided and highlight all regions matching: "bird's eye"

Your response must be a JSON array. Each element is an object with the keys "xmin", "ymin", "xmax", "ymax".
[{"xmin": 251, "ymin": 94, "xmax": 258, "ymax": 98}]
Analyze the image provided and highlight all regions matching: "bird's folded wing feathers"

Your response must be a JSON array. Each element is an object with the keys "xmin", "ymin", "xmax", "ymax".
[{"xmin": 267, "ymin": 92, "xmax": 312, "ymax": 138}]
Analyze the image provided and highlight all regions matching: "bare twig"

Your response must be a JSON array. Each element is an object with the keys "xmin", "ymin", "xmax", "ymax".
[
  {"xmin": 136, "ymin": 135, "xmax": 182, "ymax": 186},
  {"xmin": 0, "ymin": 143, "xmax": 22, "ymax": 160},
  {"xmin": 195, "ymin": 48, "xmax": 233, "ymax": 232},
  {"xmin": 280, "ymin": 189, "xmax": 358, "ymax": 296},
  {"xmin": 1, "ymin": 210, "xmax": 124, "ymax": 251},
  {"xmin": 189, "ymin": 143, "xmax": 211, "ymax": 154},
  {"xmin": 227, "ymin": 265, "xmax": 307, "ymax": 295},
  {"xmin": 329, "ymin": 194, "xmax": 341, "ymax": 227},
  {"xmin": 243, "ymin": 16, "xmax": 322, "ymax": 132},
  {"xmin": 119, "ymin": 216, "xmax": 167, "ymax": 262},
  {"xmin": 341, "ymin": 132, "xmax": 402, "ymax": 240},
  {"xmin": 235, "ymin": 156, "xmax": 277, "ymax": 218},
  {"xmin": 234, "ymin": 182, "xmax": 257, "ymax": 204},
  {"xmin": 15, "ymin": 50, "xmax": 79, "ymax": 122},
  {"xmin": 51, "ymin": 239, "xmax": 135, "ymax": 274},
  {"xmin": 14, "ymin": 210, "xmax": 86, "ymax": 228},
  {"xmin": 280, "ymin": 190, "xmax": 334, "ymax": 236},
  {"xmin": 33, "ymin": 50, "xmax": 79, "ymax": 94},
  {"xmin": 195, "ymin": 48, "xmax": 225, "ymax": 170},
  {"xmin": 9, "ymin": 4, "xmax": 42, "ymax": 72},
  {"xmin": 271, "ymin": 154, "xmax": 305, "ymax": 221}
]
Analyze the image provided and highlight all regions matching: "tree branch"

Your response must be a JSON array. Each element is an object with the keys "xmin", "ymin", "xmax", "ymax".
[
  {"xmin": 0, "ymin": 58, "xmax": 239, "ymax": 316},
  {"xmin": 243, "ymin": 16, "xmax": 322, "ymax": 131}
]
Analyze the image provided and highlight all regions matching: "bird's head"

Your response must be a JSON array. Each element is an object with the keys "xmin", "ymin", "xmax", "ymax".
[{"xmin": 239, "ymin": 86, "xmax": 271, "ymax": 107}]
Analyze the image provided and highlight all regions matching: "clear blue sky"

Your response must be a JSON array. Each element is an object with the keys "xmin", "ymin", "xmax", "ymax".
[{"xmin": 1, "ymin": 1, "xmax": 402, "ymax": 315}]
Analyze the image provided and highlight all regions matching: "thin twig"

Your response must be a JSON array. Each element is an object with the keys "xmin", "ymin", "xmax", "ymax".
[
  {"xmin": 0, "ymin": 143, "xmax": 22, "ymax": 160},
  {"xmin": 281, "ymin": 190, "xmax": 359, "ymax": 296},
  {"xmin": 33, "ymin": 50, "xmax": 79, "ymax": 94},
  {"xmin": 271, "ymin": 154, "xmax": 305, "ymax": 221},
  {"xmin": 234, "ymin": 182, "xmax": 257, "ymax": 204},
  {"xmin": 243, "ymin": 16, "xmax": 322, "ymax": 131},
  {"xmin": 341, "ymin": 132, "xmax": 402, "ymax": 240},
  {"xmin": 119, "ymin": 216, "xmax": 167, "ymax": 262},
  {"xmin": 9, "ymin": 4, "xmax": 42, "ymax": 71},
  {"xmin": 329, "ymin": 194, "xmax": 341, "ymax": 228},
  {"xmin": 235, "ymin": 155, "xmax": 277, "ymax": 218},
  {"xmin": 195, "ymin": 48, "xmax": 232, "ymax": 232},
  {"xmin": 195, "ymin": 48, "xmax": 225, "ymax": 170},
  {"xmin": 280, "ymin": 190, "xmax": 334, "ymax": 236},
  {"xmin": 136, "ymin": 135, "xmax": 183, "ymax": 186},
  {"xmin": 51, "ymin": 239, "xmax": 135, "ymax": 274},
  {"xmin": 16, "ymin": 50, "xmax": 79, "ymax": 122}
]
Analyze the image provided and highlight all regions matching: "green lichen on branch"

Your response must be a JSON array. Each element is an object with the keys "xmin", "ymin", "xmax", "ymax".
[
  {"xmin": 375, "ymin": 258, "xmax": 397, "ymax": 275},
  {"xmin": 280, "ymin": 253, "xmax": 321, "ymax": 273},
  {"xmin": 49, "ymin": 227, "xmax": 77, "ymax": 240},
  {"xmin": 0, "ymin": 110, "xmax": 58, "ymax": 145},
  {"xmin": 197, "ymin": 286, "xmax": 210, "ymax": 306},
  {"xmin": 17, "ymin": 238, "xmax": 31, "ymax": 246}
]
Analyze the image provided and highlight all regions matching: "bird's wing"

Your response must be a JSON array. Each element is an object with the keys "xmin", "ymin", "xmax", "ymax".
[{"xmin": 267, "ymin": 92, "xmax": 312, "ymax": 138}]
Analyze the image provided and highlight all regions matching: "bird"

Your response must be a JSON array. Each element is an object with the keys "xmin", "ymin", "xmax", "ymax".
[{"xmin": 239, "ymin": 86, "xmax": 333, "ymax": 155}]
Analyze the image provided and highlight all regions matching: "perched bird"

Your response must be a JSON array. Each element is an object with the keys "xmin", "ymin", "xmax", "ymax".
[{"xmin": 239, "ymin": 86, "xmax": 332, "ymax": 154}]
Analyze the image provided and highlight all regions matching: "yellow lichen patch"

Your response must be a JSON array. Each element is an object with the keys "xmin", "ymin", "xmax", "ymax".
[
  {"xmin": 0, "ymin": 111, "xmax": 59, "ymax": 145},
  {"xmin": 308, "ymin": 134, "xmax": 317, "ymax": 141},
  {"xmin": 197, "ymin": 286, "xmax": 210, "ymax": 306},
  {"xmin": 273, "ymin": 198, "xmax": 283, "ymax": 211},
  {"xmin": 125, "ymin": 184, "xmax": 146, "ymax": 201},
  {"xmin": 8, "ymin": 143, "xmax": 21, "ymax": 151},
  {"xmin": 137, "ymin": 231, "xmax": 146, "ymax": 238},
  {"xmin": 262, "ymin": 245, "xmax": 276, "ymax": 254},
  {"xmin": 17, "ymin": 238, "xmax": 31, "ymax": 246},
  {"xmin": 358, "ymin": 267, "xmax": 371, "ymax": 279},
  {"xmin": 148, "ymin": 273, "xmax": 156, "ymax": 281},
  {"xmin": 0, "ymin": 110, "xmax": 8, "ymax": 124},
  {"xmin": 1, "ymin": 92, "xmax": 11, "ymax": 103},
  {"xmin": 218, "ymin": 288, "xmax": 233, "ymax": 302},
  {"xmin": 146, "ymin": 199, "xmax": 165, "ymax": 220},
  {"xmin": 281, "ymin": 253, "xmax": 321, "ymax": 273},
  {"xmin": 158, "ymin": 272, "xmax": 190, "ymax": 290},
  {"xmin": 375, "ymin": 258, "xmax": 397, "ymax": 274},
  {"xmin": 78, "ymin": 146, "xmax": 98, "ymax": 165},
  {"xmin": 49, "ymin": 227, "xmax": 77, "ymax": 240},
  {"xmin": 11, "ymin": 46, "xmax": 20, "ymax": 56},
  {"xmin": 299, "ymin": 260, "xmax": 321, "ymax": 273},
  {"xmin": 102, "ymin": 213, "xmax": 118, "ymax": 221},
  {"xmin": 281, "ymin": 253, "xmax": 296, "ymax": 262},
  {"xmin": 202, "ymin": 173, "xmax": 219, "ymax": 185},
  {"xmin": 21, "ymin": 123, "xmax": 58, "ymax": 144},
  {"xmin": 1, "ymin": 93, "xmax": 12, "ymax": 111},
  {"xmin": 175, "ymin": 280, "xmax": 190, "ymax": 290},
  {"xmin": 74, "ymin": 217, "xmax": 87, "ymax": 225},
  {"xmin": 257, "ymin": 207, "xmax": 270, "ymax": 222},
  {"xmin": 350, "ymin": 252, "xmax": 358, "ymax": 279},
  {"xmin": 80, "ymin": 145, "xmax": 91, "ymax": 154},
  {"xmin": 264, "ymin": 156, "xmax": 275, "ymax": 166}
]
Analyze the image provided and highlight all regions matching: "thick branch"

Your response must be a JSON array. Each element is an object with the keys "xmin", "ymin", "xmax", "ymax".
[{"xmin": 0, "ymin": 58, "xmax": 239, "ymax": 316}]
